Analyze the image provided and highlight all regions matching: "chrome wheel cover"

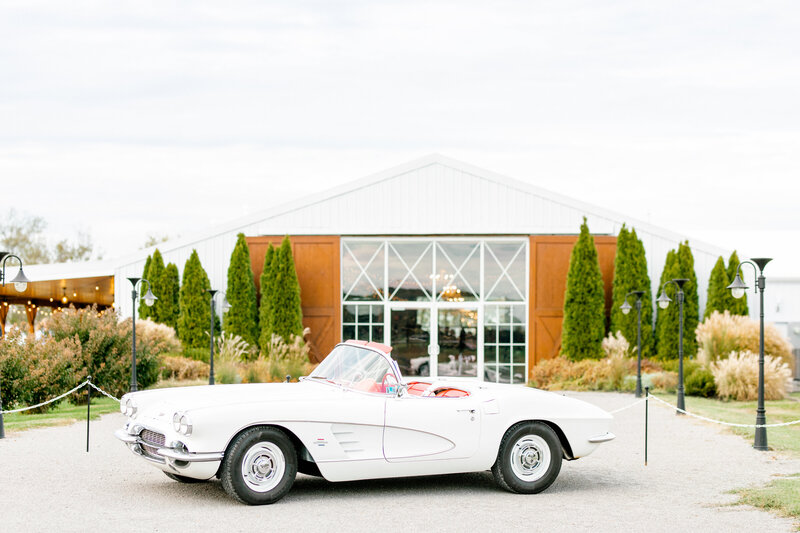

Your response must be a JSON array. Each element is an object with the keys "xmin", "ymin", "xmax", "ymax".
[
  {"xmin": 510, "ymin": 434, "xmax": 551, "ymax": 482},
  {"xmin": 241, "ymin": 442, "xmax": 286, "ymax": 493}
]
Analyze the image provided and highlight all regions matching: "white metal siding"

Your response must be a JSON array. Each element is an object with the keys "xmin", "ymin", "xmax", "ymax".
[{"xmin": 114, "ymin": 157, "xmax": 727, "ymax": 318}]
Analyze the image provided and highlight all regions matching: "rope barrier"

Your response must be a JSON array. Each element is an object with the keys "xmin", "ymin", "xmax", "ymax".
[
  {"xmin": 87, "ymin": 381, "xmax": 120, "ymax": 403},
  {"xmin": 608, "ymin": 397, "xmax": 648, "ymax": 414},
  {"xmin": 608, "ymin": 393, "xmax": 800, "ymax": 428},
  {"xmin": 0, "ymin": 380, "xmax": 120, "ymax": 415},
  {"xmin": 645, "ymin": 393, "xmax": 800, "ymax": 428}
]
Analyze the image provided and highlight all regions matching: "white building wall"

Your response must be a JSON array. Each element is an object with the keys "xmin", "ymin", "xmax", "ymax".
[{"xmin": 113, "ymin": 155, "xmax": 728, "ymax": 319}]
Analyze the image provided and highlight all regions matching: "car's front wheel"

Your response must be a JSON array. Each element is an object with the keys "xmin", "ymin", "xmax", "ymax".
[
  {"xmin": 221, "ymin": 426, "xmax": 297, "ymax": 505},
  {"xmin": 492, "ymin": 421, "xmax": 562, "ymax": 494}
]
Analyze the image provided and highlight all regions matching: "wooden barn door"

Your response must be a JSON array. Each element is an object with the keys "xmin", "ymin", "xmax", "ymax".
[
  {"xmin": 528, "ymin": 235, "xmax": 616, "ymax": 379},
  {"xmin": 246, "ymin": 236, "xmax": 340, "ymax": 363}
]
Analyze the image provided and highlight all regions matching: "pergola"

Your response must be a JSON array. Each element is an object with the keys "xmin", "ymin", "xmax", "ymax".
[{"xmin": 0, "ymin": 261, "xmax": 114, "ymax": 335}]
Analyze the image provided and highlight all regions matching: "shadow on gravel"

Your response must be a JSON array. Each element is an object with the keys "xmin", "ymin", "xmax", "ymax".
[{"xmin": 144, "ymin": 465, "xmax": 628, "ymax": 507}]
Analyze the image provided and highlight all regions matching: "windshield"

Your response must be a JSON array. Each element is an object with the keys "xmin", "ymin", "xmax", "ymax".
[{"xmin": 309, "ymin": 344, "xmax": 399, "ymax": 394}]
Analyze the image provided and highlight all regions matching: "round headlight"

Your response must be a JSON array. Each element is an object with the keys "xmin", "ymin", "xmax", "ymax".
[
  {"xmin": 120, "ymin": 396, "xmax": 128, "ymax": 415},
  {"xmin": 129, "ymin": 400, "xmax": 138, "ymax": 418},
  {"xmin": 179, "ymin": 415, "xmax": 192, "ymax": 436},
  {"xmin": 173, "ymin": 413, "xmax": 182, "ymax": 432}
]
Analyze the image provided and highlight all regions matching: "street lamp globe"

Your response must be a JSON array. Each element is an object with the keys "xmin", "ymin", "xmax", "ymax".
[
  {"xmin": 143, "ymin": 288, "xmax": 157, "ymax": 307},
  {"xmin": 656, "ymin": 291, "xmax": 671, "ymax": 309},
  {"xmin": 727, "ymin": 274, "xmax": 748, "ymax": 299},
  {"xmin": 620, "ymin": 300, "xmax": 632, "ymax": 315},
  {"xmin": 10, "ymin": 268, "xmax": 29, "ymax": 292}
]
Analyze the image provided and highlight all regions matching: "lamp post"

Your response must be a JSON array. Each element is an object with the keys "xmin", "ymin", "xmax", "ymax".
[
  {"xmin": 620, "ymin": 290, "xmax": 645, "ymax": 398},
  {"xmin": 728, "ymin": 257, "xmax": 771, "ymax": 451},
  {"xmin": 656, "ymin": 278, "xmax": 689, "ymax": 414},
  {"xmin": 206, "ymin": 290, "xmax": 231, "ymax": 385},
  {"xmin": 0, "ymin": 252, "xmax": 30, "ymax": 439},
  {"xmin": 128, "ymin": 277, "xmax": 157, "ymax": 392}
]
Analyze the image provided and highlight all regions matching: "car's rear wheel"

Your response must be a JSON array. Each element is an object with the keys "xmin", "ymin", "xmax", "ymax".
[
  {"xmin": 163, "ymin": 471, "xmax": 205, "ymax": 483},
  {"xmin": 492, "ymin": 421, "xmax": 562, "ymax": 494},
  {"xmin": 221, "ymin": 426, "xmax": 297, "ymax": 505}
]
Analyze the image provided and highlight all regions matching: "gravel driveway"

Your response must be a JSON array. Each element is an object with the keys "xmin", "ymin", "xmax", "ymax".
[{"xmin": 1, "ymin": 391, "xmax": 798, "ymax": 532}]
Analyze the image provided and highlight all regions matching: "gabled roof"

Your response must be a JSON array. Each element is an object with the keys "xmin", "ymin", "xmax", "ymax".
[{"xmin": 115, "ymin": 153, "xmax": 727, "ymax": 267}]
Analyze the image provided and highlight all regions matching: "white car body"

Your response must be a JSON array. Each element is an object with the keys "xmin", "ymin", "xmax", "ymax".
[{"xmin": 116, "ymin": 341, "xmax": 614, "ymax": 500}]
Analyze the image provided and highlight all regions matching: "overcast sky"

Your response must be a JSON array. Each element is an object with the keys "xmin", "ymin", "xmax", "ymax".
[{"xmin": 1, "ymin": 1, "xmax": 798, "ymax": 276}]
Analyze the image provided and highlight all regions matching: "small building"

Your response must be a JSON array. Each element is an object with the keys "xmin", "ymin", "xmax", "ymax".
[{"xmin": 100, "ymin": 154, "xmax": 728, "ymax": 383}]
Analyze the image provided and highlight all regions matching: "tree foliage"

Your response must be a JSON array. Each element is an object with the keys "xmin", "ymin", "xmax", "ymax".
[
  {"xmin": 146, "ymin": 249, "xmax": 167, "ymax": 324},
  {"xmin": 561, "ymin": 218, "xmax": 606, "ymax": 361},
  {"xmin": 610, "ymin": 225, "xmax": 653, "ymax": 357},
  {"xmin": 271, "ymin": 237, "xmax": 304, "ymax": 342},
  {"xmin": 224, "ymin": 233, "xmax": 259, "ymax": 346},
  {"xmin": 726, "ymin": 250, "xmax": 749, "ymax": 316},
  {"xmin": 138, "ymin": 254, "xmax": 152, "ymax": 320},
  {"xmin": 655, "ymin": 241, "xmax": 699, "ymax": 359},
  {"xmin": 177, "ymin": 250, "xmax": 212, "ymax": 349},
  {"xmin": 704, "ymin": 256, "xmax": 729, "ymax": 319},
  {"xmin": 161, "ymin": 262, "xmax": 180, "ymax": 330},
  {"xmin": 258, "ymin": 245, "xmax": 277, "ymax": 352},
  {"xmin": 0, "ymin": 209, "xmax": 98, "ymax": 264}
]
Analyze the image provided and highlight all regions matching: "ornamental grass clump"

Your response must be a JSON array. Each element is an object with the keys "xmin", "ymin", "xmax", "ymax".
[
  {"xmin": 710, "ymin": 350, "xmax": 791, "ymax": 401},
  {"xmin": 160, "ymin": 355, "xmax": 209, "ymax": 381},
  {"xmin": 696, "ymin": 311, "xmax": 794, "ymax": 373},
  {"xmin": 260, "ymin": 328, "xmax": 314, "ymax": 382}
]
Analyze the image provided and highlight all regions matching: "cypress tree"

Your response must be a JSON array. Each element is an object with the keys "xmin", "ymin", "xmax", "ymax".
[
  {"xmin": 726, "ymin": 250, "xmax": 749, "ymax": 316},
  {"xmin": 258, "ymin": 245, "xmax": 277, "ymax": 352},
  {"xmin": 272, "ymin": 236, "xmax": 304, "ymax": 341},
  {"xmin": 162, "ymin": 262, "xmax": 180, "ymax": 330},
  {"xmin": 610, "ymin": 225, "xmax": 653, "ymax": 357},
  {"xmin": 147, "ymin": 249, "xmax": 167, "ymax": 325},
  {"xmin": 561, "ymin": 218, "xmax": 606, "ymax": 361},
  {"xmin": 676, "ymin": 241, "xmax": 699, "ymax": 356},
  {"xmin": 138, "ymin": 254, "xmax": 152, "ymax": 319},
  {"xmin": 704, "ymin": 256, "xmax": 729, "ymax": 319},
  {"xmin": 655, "ymin": 250, "xmax": 679, "ymax": 359},
  {"xmin": 224, "ymin": 233, "xmax": 259, "ymax": 346},
  {"xmin": 655, "ymin": 242, "xmax": 699, "ymax": 358},
  {"xmin": 177, "ymin": 250, "xmax": 212, "ymax": 349}
]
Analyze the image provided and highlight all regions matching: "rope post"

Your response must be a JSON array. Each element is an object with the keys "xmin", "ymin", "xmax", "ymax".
[
  {"xmin": 644, "ymin": 386, "xmax": 649, "ymax": 466},
  {"xmin": 86, "ymin": 376, "xmax": 91, "ymax": 453}
]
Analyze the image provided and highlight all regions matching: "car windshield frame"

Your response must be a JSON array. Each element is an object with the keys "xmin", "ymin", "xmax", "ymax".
[{"xmin": 309, "ymin": 344, "xmax": 402, "ymax": 394}]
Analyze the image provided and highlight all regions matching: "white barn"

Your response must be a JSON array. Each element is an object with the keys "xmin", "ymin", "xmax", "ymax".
[{"xmin": 106, "ymin": 154, "xmax": 729, "ymax": 383}]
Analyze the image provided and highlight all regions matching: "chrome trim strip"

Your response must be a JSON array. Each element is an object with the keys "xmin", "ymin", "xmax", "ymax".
[
  {"xmin": 114, "ymin": 428, "xmax": 138, "ymax": 444},
  {"xmin": 156, "ymin": 448, "xmax": 224, "ymax": 463},
  {"xmin": 588, "ymin": 432, "xmax": 616, "ymax": 443}
]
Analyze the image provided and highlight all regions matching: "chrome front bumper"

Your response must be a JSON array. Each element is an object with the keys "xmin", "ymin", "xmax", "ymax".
[
  {"xmin": 588, "ymin": 432, "xmax": 616, "ymax": 444},
  {"xmin": 114, "ymin": 428, "xmax": 223, "ymax": 463}
]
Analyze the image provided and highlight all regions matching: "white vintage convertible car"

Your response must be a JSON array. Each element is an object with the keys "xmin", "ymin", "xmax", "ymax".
[{"xmin": 115, "ymin": 340, "xmax": 614, "ymax": 505}]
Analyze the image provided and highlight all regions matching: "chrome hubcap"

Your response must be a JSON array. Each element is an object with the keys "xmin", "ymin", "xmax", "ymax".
[
  {"xmin": 241, "ymin": 442, "xmax": 285, "ymax": 493},
  {"xmin": 510, "ymin": 435, "xmax": 550, "ymax": 482}
]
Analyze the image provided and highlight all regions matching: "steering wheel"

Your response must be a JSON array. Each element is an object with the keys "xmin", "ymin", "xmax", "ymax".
[{"xmin": 381, "ymin": 372, "xmax": 399, "ymax": 394}]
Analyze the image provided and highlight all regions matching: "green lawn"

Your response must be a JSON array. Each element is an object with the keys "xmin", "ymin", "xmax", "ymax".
[
  {"xmin": 651, "ymin": 391, "xmax": 800, "ymax": 455},
  {"xmin": 733, "ymin": 474, "xmax": 800, "ymax": 526},
  {"xmin": 2, "ymin": 396, "xmax": 120, "ymax": 434}
]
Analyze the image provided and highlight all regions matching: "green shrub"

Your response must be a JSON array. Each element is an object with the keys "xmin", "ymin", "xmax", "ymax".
[
  {"xmin": 0, "ymin": 329, "xmax": 83, "ymax": 412},
  {"xmin": 561, "ymin": 218, "xmax": 606, "ymax": 361},
  {"xmin": 684, "ymin": 365, "xmax": 716, "ymax": 398},
  {"xmin": 610, "ymin": 225, "xmax": 653, "ymax": 357},
  {"xmin": 177, "ymin": 250, "xmax": 213, "ymax": 349},
  {"xmin": 183, "ymin": 347, "xmax": 210, "ymax": 363},
  {"xmin": 224, "ymin": 233, "xmax": 259, "ymax": 347},
  {"xmin": 725, "ymin": 251, "xmax": 749, "ymax": 316},
  {"xmin": 215, "ymin": 361, "xmax": 241, "ymax": 384},
  {"xmin": 271, "ymin": 236, "xmax": 304, "ymax": 341},
  {"xmin": 258, "ymin": 244, "xmax": 277, "ymax": 353},
  {"xmin": 655, "ymin": 242, "xmax": 699, "ymax": 359},
  {"xmin": 45, "ymin": 305, "xmax": 162, "ymax": 396},
  {"xmin": 138, "ymin": 254, "xmax": 152, "ymax": 320}
]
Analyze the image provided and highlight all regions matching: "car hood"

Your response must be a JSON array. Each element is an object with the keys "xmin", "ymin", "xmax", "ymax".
[{"xmin": 129, "ymin": 380, "xmax": 340, "ymax": 418}]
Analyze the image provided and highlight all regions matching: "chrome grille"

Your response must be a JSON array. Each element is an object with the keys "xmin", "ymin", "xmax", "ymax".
[
  {"xmin": 139, "ymin": 429, "xmax": 166, "ymax": 461},
  {"xmin": 141, "ymin": 429, "xmax": 165, "ymax": 447}
]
